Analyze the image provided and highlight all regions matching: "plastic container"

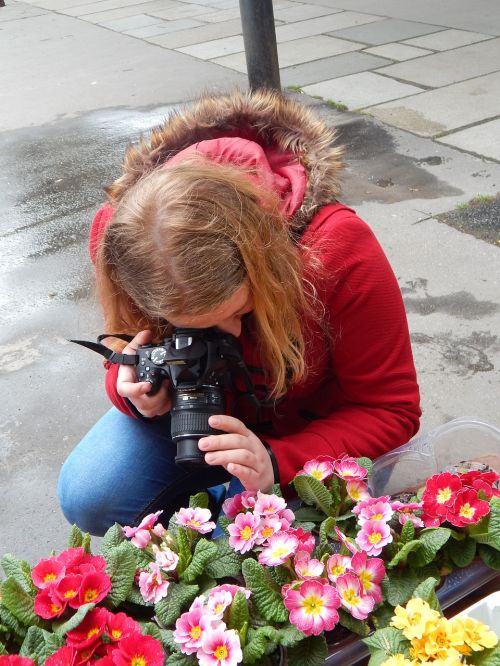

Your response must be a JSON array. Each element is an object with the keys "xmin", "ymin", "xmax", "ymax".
[
  {"xmin": 369, "ymin": 417, "xmax": 500, "ymax": 497},
  {"xmin": 455, "ymin": 591, "xmax": 500, "ymax": 634}
]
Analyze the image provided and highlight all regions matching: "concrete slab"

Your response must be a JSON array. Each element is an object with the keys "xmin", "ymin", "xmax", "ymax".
[
  {"xmin": 327, "ymin": 18, "xmax": 444, "ymax": 45},
  {"xmin": 177, "ymin": 34, "xmax": 244, "ymax": 60},
  {"xmin": 280, "ymin": 51, "xmax": 391, "ymax": 87},
  {"xmin": 367, "ymin": 71, "xmax": 500, "ymax": 137},
  {"xmin": 60, "ymin": 0, "xmax": 162, "ymax": 17},
  {"xmin": 124, "ymin": 18, "xmax": 203, "ymax": 39},
  {"xmin": 403, "ymin": 28, "xmax": 494, "ymax": 50},
  {"xmin": 274, "ymin": 10, "xmax": 384, "ymax": 43},
  {"xmin": 73, "ymin": 0, "xmax": 179, "ymax": 23},
  {"xmin": 147, "ymin": 4, "xmax": 218, "ymax": 20},
  {"xmin": 0, "ymin": 2, "xmax": 47, "ymax": 20},
  {"xmin": 376, "ymin": 38, "xmax": 500, "ymax": 87},
  {"xmin": 273, "ymin": 4, "xmax": 343, "ymax": 22},
  {"xmin": 303, "ymin": 71, "xmax": 423, "ymax": 110},
  {"xmin": 437, "ymin": 119, "xmax": 500, "ymax": 162},
  {"xmin": 99, "ymin": 12, "xmax": 168, "ymax": 31},
  {"xmin": 363, "ymin": 42, "xmax": 432, "ymax": 61},
  {"xmin": 145, "ymin": 18, "xmax": 242, "ymax": 49}
]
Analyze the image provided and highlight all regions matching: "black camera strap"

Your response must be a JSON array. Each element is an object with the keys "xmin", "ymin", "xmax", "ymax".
[{"xmin": 70, "ymin": 334, "xmax": 139, "ymax": 366}]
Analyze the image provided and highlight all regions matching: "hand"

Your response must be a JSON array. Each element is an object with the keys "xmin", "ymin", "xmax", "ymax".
[
  {"xmin": 198, "ymin": 415, "xmax": 274, "ymax": 492},
  {"xmin": 116, "ymin": 330, "xmax": 172, "ymax": 418}
]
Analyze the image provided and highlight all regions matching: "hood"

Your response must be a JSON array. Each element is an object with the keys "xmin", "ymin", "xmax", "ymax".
[{"xmin": 106, "ymin": 89, "xmax": 344, "ymax": 234}]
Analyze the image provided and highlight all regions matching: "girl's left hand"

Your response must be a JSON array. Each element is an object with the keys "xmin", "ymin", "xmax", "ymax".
[{"xmin": 198, "ymin": 415, "xmax": 275, "ymax": 492}]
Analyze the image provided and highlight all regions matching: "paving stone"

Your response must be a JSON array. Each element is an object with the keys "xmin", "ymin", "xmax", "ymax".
[
  {"xmin": 61, "ymin": 0, "xmax": 158, "ymax": 17},
  {"xmin": 328, "ymin": 18, "xmax": 443, "ymax": 45},
  {"xmin": 177, "ymin": 34, "xmax": 245, "ymax": 59},
  {"xmin": 367, "ymin": 71, "xmax": 500, "ymax": 137},
  {"xmin": 201, "ymin": 1, "xmax": 296, "ymax": 24},
  {"xmin": 303, "ymin": 71, "xmax": 423, "ymax": 109},
  {"xmin": 403, "ymin": 28, "xmax": 494, "ymax": 51},
  {"xmin": 273, "ymin": 4, "xmax": 343, "ymax": 22},
  {"xmin": 124, "ymin": 18, "xmax": 203, "ymax": 38},
  {"xmin": 363, "ymin": 43, "xmax": 432, "ymax": 61},
  {"xmin": 376, "ymin": 37, "xmax": 500, "ymax": 87},
  {"xmin": 280, "ymin": 51, "xmax": 391, "ymax": 86},
  {"xmin": 146, "ymin": 18, "xmax": 242, "ymax": 49},
  {"xmin": 278, "ymin": 35, "xmax": 363, "ymax": 67},
  {"xmin": 148, "ymin": 4, "xmax": 218, "ymax": 20},
  {"xmin": 76, "ymin": 0, "xmax": 180, "ymax": 23},
  {"xmin": 100, "ymin": 13, "xmax": 166, "ymax": 31},
  {"xmin": 437, "ymin": 119, "xmax": 500, "ymax": 162},
  {"xmin": 275, "ymin": 11, "xmax": 383, "ymax": 42}
]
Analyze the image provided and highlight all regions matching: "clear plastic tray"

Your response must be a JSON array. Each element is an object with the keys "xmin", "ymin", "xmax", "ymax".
[
  {"xmin": 454, "ymin": 591, "xmax": 500, "ymax": 633},
  {"xmin": 369, "ymin": 417, "xmax": 500, "ymax": 497}
]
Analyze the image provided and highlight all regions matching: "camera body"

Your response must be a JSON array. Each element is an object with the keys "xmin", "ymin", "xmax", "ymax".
[{"xmin": 136, "ymin": 328, "xmax": 244, "ymax": 466}]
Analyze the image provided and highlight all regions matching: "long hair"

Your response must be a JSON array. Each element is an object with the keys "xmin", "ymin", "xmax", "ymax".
[{"xmin": 96, "ymin": 160, "xmax": 319, "ymax": 397}]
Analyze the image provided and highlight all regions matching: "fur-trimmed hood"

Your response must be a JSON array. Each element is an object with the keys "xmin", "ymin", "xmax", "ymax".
[{"xmin": 106, "ymin": 89, "xmax": 344, "ymax": 234}]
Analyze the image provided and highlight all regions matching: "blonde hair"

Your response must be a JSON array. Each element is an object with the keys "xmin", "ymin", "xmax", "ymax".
[{"xmin": 96, "ymin": 160, "xmax": 318, "ymax": 397}]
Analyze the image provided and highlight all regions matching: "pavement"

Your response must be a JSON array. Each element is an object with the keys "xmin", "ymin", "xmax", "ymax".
[{"xmin": 0, "ymin": 0, "xmax": 499, "ymax": 563}]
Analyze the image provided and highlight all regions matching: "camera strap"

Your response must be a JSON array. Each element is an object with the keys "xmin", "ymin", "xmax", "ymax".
[{"xmin": 70, "ymin": 334, "xmax": 139, "ymax": 366}]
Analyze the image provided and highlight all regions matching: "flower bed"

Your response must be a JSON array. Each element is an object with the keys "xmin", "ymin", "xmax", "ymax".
[{"xmin": 0, "ymin": 456, "xmax": 499, "ymax": 666}]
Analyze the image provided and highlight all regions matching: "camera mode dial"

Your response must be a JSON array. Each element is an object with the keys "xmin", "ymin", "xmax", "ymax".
[{"xmin": 150, "ymin": 347, "xmax": 168, "ymax": 365}]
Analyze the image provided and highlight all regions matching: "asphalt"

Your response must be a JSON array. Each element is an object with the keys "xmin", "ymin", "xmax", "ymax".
[{"xmin": 1, "ymin": 0, "xmax": 499, "ymax": 564}]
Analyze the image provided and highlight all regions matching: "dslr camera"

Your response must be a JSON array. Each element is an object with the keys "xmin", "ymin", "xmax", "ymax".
[{"xmin": 72, "ymin": 328, "xmax": 260, "ymax": 466}]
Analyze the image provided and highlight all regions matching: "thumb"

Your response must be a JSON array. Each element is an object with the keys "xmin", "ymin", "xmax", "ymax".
[{"xmin": 124, "ymin": 329, "xmax": 153, "ymax": 354}]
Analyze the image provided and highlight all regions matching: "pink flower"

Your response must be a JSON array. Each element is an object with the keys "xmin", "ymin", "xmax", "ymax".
[
  {"xmin": 335, "ymin": 573, "xmax": 374, "ymax": 620},
  {"xmin": 352, "ymin": 495, "xmax": 390, "ymax": 517},
  {"xmin": 334, "ymin": 456, "xmax": 368, "ymax": 482},
  {"xmin": 174, "ymin": 606, "xmax": 214, "ymax": 655},
  {"xmin": 391, "ymin": 501, "xmax": 423, "ymax": 512},
  {"xmin": 399, "ymin": 513, "xmax": 424, "ymax": 528},
  {"xmin": 447, "ymin": 488, "xmax": 490, "ymax": 527},
  {"xmin": 294, "ymin": 556, "xmax": 324, "ymax": 579},
  {"xmin": 228, "ymin": 512, "xmax": 260, "ymax": 553},
  {"xmin": 214, "ymin": 584, "xmax": 251, "ymax": 600},
  {"xmin": 111, "ymin": 633, "xmax": 164, "ymax": 666},
  {"xmin": 139, "ymin": 563, "xmax": 170, "ymax": 603},
  {"xmin": 350, "ymin": 551, "xmax": 385, "ymax": 604},
  {"xmin": 44, "ymin": 647, "xmax": 78, "ymax": 666},
  {"xmin": 253, "ymin": 491, "xmax": 287, "ymax": 517},
  {"xmin": 34, "ymin": 588, "xmax": 67, "ymax": 619},
  {"xmin": 288, "ymin": 527, "xmax": 316, "ymax": 554},
  {"xmin": 255, "ymin": 516, "xmax": 283, "ymax": 545},
  {"xmin": 346, "ymin": 480, "xmax": 370, "ymax": 502},
  {"xmin": 334, "ymin": 526, "xmax": 359, "ymax": 554},
  {"xmin": 207, "ymin": 589, "xmax": 233, "ymax": 619},
  {"xmin": 198, "ymin": 627, "xmax": 243, "ymax": 666},
  {"xmin": 355, "ymin": 520, "xmax": 392, "ymax": 556},
  {"xmin": 127, "ymin": 529, "xmax": 151, "ymax": 549},
  {"xmin": 152, "ymin": 524, "xmax": 167, "ymax": 538},
  {"xmin": 326, "ymin": 554, "xmax": 352, "ymax": 582},
  {"xmin": 301, "ymin": 459, "xmax": 335, "ymax": 481},
  {"xmin": 175, "ymin": 507, "xmax": 216, "ymax": 534},
  {"xmin": 75, "ymin": 571, "xmax": 112, "ymax": 607},
  {"xmin": 105, "ymin": 611, "xmax": 141, "ymax": 642},
  {"xmin": 153, "ymin": 545, "xmax": 179, "ymax": 572},
  {"xmin": 356, "ymin": 499, "xmax": 393, "ymax": 526},
  {"xmin": 283, "ymin": 579, "xmax": 341, "ymax": 636},
  {"xmin": 32, "ymin": 557, "xmax": 66, "ymax": 589},
  {"xmin": 222, "ymin": 491, "xmax": 257, "ymax": 518},
  {"xmin": 123, "ymin": 511, "xmax": 163, "ymax": 546},
  {"xmin": 258, "ymin": 531, "xmax": 299, "ymax": 566},
  {"xmin": 66, "ymin": 607, "xmax": 108, "ymax": 649}
]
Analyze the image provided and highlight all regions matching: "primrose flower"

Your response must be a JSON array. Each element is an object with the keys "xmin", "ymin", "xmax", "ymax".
[
  {"xmin": 44, "ymin": 647, "xmax": 79, "ymax": 666},
  {"xmin": 31, "ymin": 557, "xmax": 65, "ymax": 589},
  {"xmin": 391, "ymin": 501, "xmax": 423, "ymax": 512},
  {"xmin": 283, "ymin": 579, "xmax": 341, "ymax": 636},
  {"xmin": 34, "ymin": 588, "xmax": 67, "ymax": 619},
  {"xmin": 255, "ymin": 515, "xmax": 283, "ymax": 545},
  {"xmin": 77, "ymin": 571, "xmax": 112, "ymax": 606},
  {"xmin": 207, "ymin": 589, "xmax": 233, "ymax": 619},
  {"xmin": 66, "ymin": 607, "xmax": 108, "ymax": 649},
  {"xmin": 334, "ymin": 456, "xmax": 368, "ymax": 481},
  {"xmin": 356, "ymin": 520, "xmax": 392, "ymax": 556},
  {"xmin": 198, "ymin": 627, "xmax": 243, "ymax": 666},
  {"xmin": 356, "ymin": 499, "xmax": 393, "ymax": 526},
  {"xmin": 175, "ymin": 507, "xmax": 216, "ymax": 534},
  {"xmin": 380, "ymin": 656, "xmax": 414, "ymax": 666},
  {"xmin": 350, "ymin": 551, "xmax": 385, "ymax": 603},
  {"xmin": 153, "ymin": 545, "xmax": 179, "ymax": 572},
  {"xmin": 123, "ymin": 511, "xmax": 163, "ymax": 547},
  {"xmin": 138, "ymin": 562, "xmax": 170, "ymax": 603},
  {"xmin": 422, "ymin": 473, "xmax": 462, "ymax": 518},
  {"xmin": 346, "ymin": 480, "xmax": 370, "ymax": 502},
  {"xmin": 112, "ymin": 633, "xmax": 164, "ymax": 666},
  {"xmin": 294, "ymin": 555, "xmax": 325, "ymax": 579},
  {"xmin": 399, "ymin": 512, "xmax": 424, "ymax": 528},
  {"xmin": 447, "ymin": 488, "xmax": 490, "ymax": 527},
  {"xmin": 228, "ymin": 511, "xmax": 260, "ymax": 553},
  {"xmin": 334, "ymin": 526, "xmax": 359, "ymax": 554},
  {"xmin": 335, "ymin": 573, "xmax": 374, "ymax": 620},
  {"xmin": 105, "ymin": 611, "xmax": 141, "ymax": 642},
  {"xmin": 301, "ymin": 459, "xmax": 335, "ymax": 482},
  {"xmin": 288, "ymin": 527, "xmax": 316, "ymax": 554},
  {"xmin": 258, "ymin": 531, "xmax": 299, "ymax": 566},
  {"xmin": 451, "ymin": 616, "xmax": 499, "ymax": 651},
  {"xmin": 54, "ymin": 574, "xmax": 81, "ymax": 607},
  {"xmin": 214, "ymin": 584, "xmax": 251, "ymax": 601},
  {"xmin": 391, "ymin": 598, "xmax": 441, "ymax": 640},
  {"xmin": 253, "ymin": 491, "xmax": 287, "ymax": 517},
  {"xmin": 222, "ymin": 490, "xmax": 257, "ymax": 518},
  {"xmin": 326, "ymin": 554, "xmax": 352, "ymax": 582},
  {"xmin": 174, "ymin": 606, "xmax": 214, "ymax": 655}
]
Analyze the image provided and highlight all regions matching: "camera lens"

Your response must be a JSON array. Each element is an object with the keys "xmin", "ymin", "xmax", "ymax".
[{"xmin": 171, "ymin": 385, "xmax": 225, "ymax": 466}]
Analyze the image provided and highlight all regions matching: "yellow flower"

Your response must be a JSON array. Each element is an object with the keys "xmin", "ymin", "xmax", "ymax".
[
  {"xmin": 429, "ymin": 654, "xmax": 464, "ymax": 666},
  {"xmin": 380, "ymin": 654, "xmax": 414, "ymax": 666},
  {"xmin": 391, "ymin": 598, "xmax": 441, "ymax": 640},
  {"xmin": 450, "ymin": 616, "xmax": 499, "ymax": 652}
]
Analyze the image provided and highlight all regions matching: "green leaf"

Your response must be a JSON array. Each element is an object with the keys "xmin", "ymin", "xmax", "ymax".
[
  {"xmin": 382, "ymin": 569, "xmax": 419, "ymax": 607},
  {"xmin": 329, "ymin": 474, "xmax": 341, "ymax": 506},
  {"xmin": 271, "ymin": 483, "xmax": 283, "ymax": 498},
  {"xmin": 175, "ymin": 527, "xmax": 192, "ymax": 575},
  {"xmin": 387, "ymin": 540, "xmax": 422, "ymax": 568},
  {"xmin": 478, "ymin": 544, "xmax": 500, "ymax": 570},
  {"xmin": 242, "ymin": 626, "xmax": 279, "ymax": 664},
  {"xmin": 155, "ymin": 582, "xmax": 199, "ymax": 627},
  {"xmin": 371, "ymin": 603, "xmax": 397, "ymax": 629},
  {"xmin": 0, "ymin": 604, "xmax": 28, "ymax": 640},
  {"xmin": 100, "ymin": 523, "xmax": 126, "ymax": 559},
  {"xmin": 1, "ymin": 555, "xmax": 36, "ymax": 594},
  {"xmin": 189, "ymin": 492, "xmax": 209, "ymax": 509},
  {"xmin": 287, "ymin": 634, "xmax": 327, "ymax": 666},
  {"xmin": 293, "ymin": 507, "xmax": 326, "ymax": 523},
  {"xmin": 470, "ymin": 496, "xmax": 500, "ymax": 550},
  {"xmin": 19, "ymin": 626, "xmax": 47, "ymax": 659},
  {"xmin": 411, "ymin": 577, "xmax": 441, "ymax": 612},
  {"xmin": 363, "ymin": 626, "xmax": 410, "ymax": 656},
  {"xmin": 319, "ymin": 517, "xmax": 336, "ymax": 546},
  {"xmin": 228, "ymin": 591, "xmax": 250, "ymax": 632},
  {"xmin": 368, "ymin": 649, "xmax": 398, "ymax": 666},
  {"xmin": 357, "ymin": 456, "xmax": 373, "ymax": 478},
  {"xmin": 0, "ymin": 644, "xmax": 8, "ymax": 656},
  {"xmin": 105, "ymin": 541, "xmax": 137, "ymax": 608},
  {"xmin": 158, "ymin": 628, "xmax": 179, "ymax": 652},
  {"xmin": 217, "ymin": 516, "xmax": 231, "ymax": 536},
  {"xmin": 447, "ymin": 536, "xmax": 477, "ymax": 567},
  {"xmin": 241, "ymin": 559, "xmax": 288, "ymax": 623},
  {"xmin": 139, "ymin": 621, "xmax": 163, "ymax": 640},
  {"xmin": 1, "ymin": 578, "xmax": 41, "ymax": 628},
  {"xmin": 408, "ymin": 527, "xmax": 451, "ymax": 567},
  {"xmin": 54, "ymin": 603, "xmax": 95, "ymax": 636},
  {"xmin": 125, "ymin": 585, "xmax": 151, "ymax": 607},
  {"xmin": 204, "ymin": 538, "xmax": 242, "ymax": 579},
  {"xmin": 293, "ymin": 475, "xmax": 333, "ymax": 516},
  {"xmin": 469, "ymin": 644, "xmax": 500, "ymax": 666},
  {"xmin": 67, "ymin": 524, "xmax": 84, "ymax": 548},
  {"xmin": 400, "ymin": 520, "xmax": 415, "ymax": 545},
  {"xmin": 338, "ymin": 608, "xmax": 370, "ymax": 636},
  {"xmin": 277, "ymin": 624, "xmax": 306, "ymax": 648},
  {"xmin": 82, "ymin": 532, "xmax": 92, "ymax": 554},
  {"xmin": 179, "ymin": 539, "xmax": 217, "ymax": 584},
  {"xmin": 165, "ymin": 653, "xmax": 197, "ymax": 666}
]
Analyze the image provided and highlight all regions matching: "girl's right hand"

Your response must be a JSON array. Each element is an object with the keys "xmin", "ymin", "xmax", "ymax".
[{"xmin": 116, "ymin": 330, "xmax": 172, "ymax": 418}]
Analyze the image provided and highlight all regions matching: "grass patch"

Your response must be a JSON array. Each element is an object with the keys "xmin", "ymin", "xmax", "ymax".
[
  {"xmin": 456, "ymin": 194, "xmax": 495, "ymax": 210},
  {"xmin": 285, "ymin": 85, "xmax": 304, "ymax": 93}
]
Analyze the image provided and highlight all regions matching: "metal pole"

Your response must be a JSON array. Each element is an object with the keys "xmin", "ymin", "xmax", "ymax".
[{"xmin": 239, "ymin": 0, "xmax": 281, "ymax": 91}]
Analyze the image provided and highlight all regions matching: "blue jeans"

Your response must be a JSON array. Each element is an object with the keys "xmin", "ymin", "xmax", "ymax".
[{"xmin": 57, "ymin": 408, "xmax": 236, "ymax": 536}]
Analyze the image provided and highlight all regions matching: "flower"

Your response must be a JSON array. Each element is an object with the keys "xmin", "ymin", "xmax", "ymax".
[
  {"xmin": 66, "ymin": 607, "xmax": 108, "ymax": 649},
  {"xmin": 391, "ymin": 598, "xmax": 441, "ymax": 640},
  {"xmin": 326, "ymin": 554, "xmax": 352, "ymax": 582},
  {"xmin": 227, "ymin": 511, "xmax": 260, "ymax": 553},
  {"xmin": 175, "ymin": 507, "xmax": 216, "ymax": 534},
  {"xmin": 174, "ymin": 606, "xmax": 214, "ymax": 655},
  {"xmin": 334, "ymin": 526, "xmax": 359, "ymax": 554},
  {"xmin": 287, "ymin": 527, "xmax": 316, "ymax": 554},
  {"xmin": 54, "ymin": 574, "xmax": 81, "ymax": 607},
  {"xmin": 0, "ymin": 659, "xmax": 37, "ymax": 666},
  {"xmin": 447, "ymin": 488, "xmax": 490, "ymax": 527},
  {"xmin": 123, "ymin": 511, "xmax": 163, "ymax": 548},
  {"xmin": 44, "ymin": 647, "xmax": 78, "ymax": 666},
  {"xmin": 283, "ymin": 579, "xmax": 341, "ymax": 636},
  {"xmin": 422, "ymin": 473, "xmax": 462, "ymax": 518},
  {"xmin": 350, "ymin": 551, "xmax": 385, "ymax": 604},
  {"xmin": 105, "ymin": 611, "xmax": 141, "ymax": 642},
  {"xmin": 355, "ymin": 520, "xmax": 393, "ymax": 556},
  {"xmin": 294, "ymin": 555, "xmax": 325, "ymax": 579},
  {"xmin": 111, "ymin": 633, "xmax": 165, "ymax": 666},
  {"xmin": 335, "ymin": 573, "xmax": 374, "ymax": 620},
  {"xmin": 153, "ymin": 544, "xmax": 179, "ymax": 572},
  {"xmin": 207, "ymin": 589, "xmax": 233, "ymax": 619},
  {"xmin": 380, "ymin": 656, "xmax": 414, "ymax": 666},
  {"xmin": 300, "ymin": 458, "xmax": 335, "ymax": 481},
  {"xmin": 31, "ymin": 557, "xmax": 66, "ymax": 589},
  {"xmin": 450, "ymin": 616, "xmax": 499, "ymax": 651},
  {"xmin": 258, "ymin": 531, "xmax": 299, "ymax": 566},
  {"xmin": 77, "ymin": 571, "xmax": 112, "ymax": 606},
  {"xmin": 253, "ymin": 491, "xmax": 287, "ymax": 517},
  {"xmin": 334, "ymin": 456, "xmax": 368, "ymax": 481},
  {"xmin": 138, "ymin": 562, "xmax": 170, "ymax": 603},
  {"xmin": 198, "ymin": 628, "xmax": 243, "ymax": 666},
  {"xmin": 34, "ymin": 587, "xmax": 67, "ymax": 619},
  {"xmin": 255, "ymin": 516, "xmax": 283, "ymax": 545},
  {"xmin": 346, "ymin": 480, "xmax": 370, "ymax": 502},
  {"xmin": 356, "ymin": 499, "xmax": 393, "ymax": 525}
]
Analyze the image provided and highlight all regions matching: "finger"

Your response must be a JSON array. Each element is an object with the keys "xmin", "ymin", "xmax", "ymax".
[
  {"xmin": 226, "ymin": 462, "xmax": 260, "ymax": 490},
  {"xmin": 117, "ymin": 380, "xmax": 153, "ymax": 399},
  {"xmin": 198, "ymin": 434, "xmax": 248, "ymax": 452},
  {"xmin": 204, "ymin": 448, "xmax": 257, "ymax": 470},
  {"xmin": 122, "ymin": 329, "xmax": 153, "ymax": 355},
  {"xmin": 208, "ymin": 414, "xmax": 249, "ymax": 436}
]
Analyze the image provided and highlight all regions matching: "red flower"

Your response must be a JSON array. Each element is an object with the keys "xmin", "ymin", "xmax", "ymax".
[
  {"xmin": 57, "ymin": 548, "xmax": 106, "ymax": 575},
  {"xmin": 460, "ymin": 470, "xmax": 500, "ymax": 487},
  {"xmin": 32, "ymin": 557, "xmax": 66, "ymax": 589},
  {"xmin": 422, "ymin": 473, "xmax": 462, "ymax": 517},
  {"xmin": 93, "ymin": 659, "xmax": 115, "ymax": 666},
  {"xmin": 66, "ymin": 607, "xmax": 109, "ymax": 649},
  {"xmin": 34, "ymin": 588, "xmax": 67, "ymax": 619},
  {"xmin": 76, "ymin": 572, "xmax": 112, "ymax": 607},
  {"xmin": 105, "ymin": 611, "xmax": 141, "ymax": 642},
  {"xmin": 55, "ymin": 574, "xmax": 82, "ymax": 606},
  {"xmin": 45, "ymin": 647, "xmax": 78, "ymax": 666},
  {"xmin": 447, "ymin": 488, "xmax": 490, "ymax": 527},
  {"xmin": 0, "ymin": 658, "xmax": 37, "ymax": 666},
  {"xmin": 111, "ymin": 634, "xmax": 164, "ymax": 666}
]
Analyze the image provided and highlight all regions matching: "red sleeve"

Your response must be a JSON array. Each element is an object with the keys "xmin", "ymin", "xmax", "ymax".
[{"xmin": 267, "ymin": 208, "xmax": 421, "ymax": 488}]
